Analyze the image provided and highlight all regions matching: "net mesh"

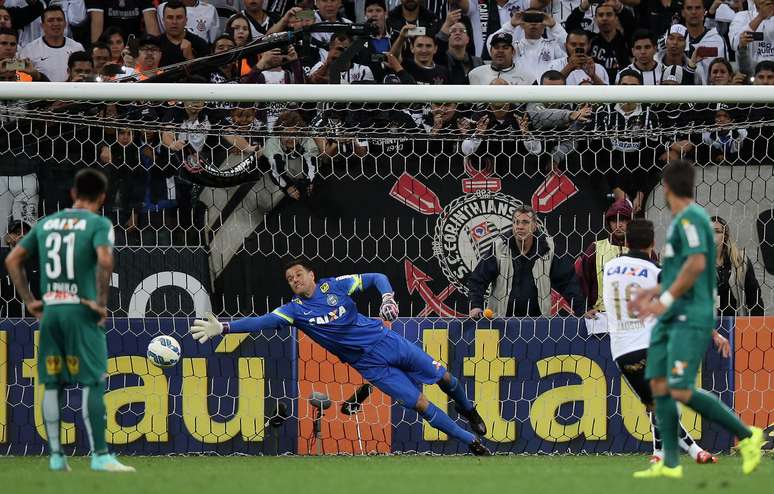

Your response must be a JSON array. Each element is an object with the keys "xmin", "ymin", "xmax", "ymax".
[{"xmin": 1, "ymin": 95, "xmax": 772, "ymax": 455}]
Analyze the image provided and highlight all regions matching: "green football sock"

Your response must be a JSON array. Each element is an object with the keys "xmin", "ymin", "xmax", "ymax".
[
  {"xmin": 83, "ymin": 384, "xmax": 108, "ymax": 455},
  {"xmin": 654, "ymin": 395, "xmax": 680, "ymax": 468},
  {"xmin": 687, "ymin": 388, "xmax": 751, "ymax": 440}
]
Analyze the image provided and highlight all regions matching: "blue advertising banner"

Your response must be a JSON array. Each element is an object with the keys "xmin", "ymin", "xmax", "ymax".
[
  {"xmin": 389, "ymin": 318, "xmax": 734, "ymax": 454},
  {"xmin": 1, "ymin": 318, "xmax": 297, "ymax": 455},
  {"xmin": 1, "ymin": 317, "xmax": 733, "ymax": 455}
]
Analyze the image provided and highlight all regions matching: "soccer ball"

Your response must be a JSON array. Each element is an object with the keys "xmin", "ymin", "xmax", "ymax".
[{"xmin": 147, "ymin": 335, "xmax": 181, "ymax": 368}]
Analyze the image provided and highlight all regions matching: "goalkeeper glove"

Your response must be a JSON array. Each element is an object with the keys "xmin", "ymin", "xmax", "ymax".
[
  {"xmin": 379, "ymin": 293, "xmax": 399, "ymax": 322},
  {"xmin": 190, "ymin": 313, "xmax": 226, "ymax": 343}
]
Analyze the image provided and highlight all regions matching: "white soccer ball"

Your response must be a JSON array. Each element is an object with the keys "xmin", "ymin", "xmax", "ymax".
[{"xmin": 147, "ymin": 335, "xmax": 182, "ymax": 368}]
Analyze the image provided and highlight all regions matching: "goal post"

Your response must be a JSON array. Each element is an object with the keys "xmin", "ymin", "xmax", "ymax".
[
  {"xmin": 0, "ymin": 83, "xmax": 772, "ymax": 456},
  {"xmin": 1, "ymin": 82, "xmax": 773, "ymax": 102}
]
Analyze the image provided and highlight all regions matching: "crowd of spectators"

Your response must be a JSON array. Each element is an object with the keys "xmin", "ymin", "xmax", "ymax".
[{"xmin": 0, "ymin": 0, "xmax": 772, "ymax": 251}]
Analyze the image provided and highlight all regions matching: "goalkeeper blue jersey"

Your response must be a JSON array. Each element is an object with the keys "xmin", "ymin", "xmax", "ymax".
[{"xmin": 228, "ymin": 273, "xmax": 392, "ymax": 363}]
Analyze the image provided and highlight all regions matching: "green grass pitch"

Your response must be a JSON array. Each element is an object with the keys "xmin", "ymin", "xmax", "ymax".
[{"xmin": 2, "ymin": 455, "xmax": 771, "ymax": 494}]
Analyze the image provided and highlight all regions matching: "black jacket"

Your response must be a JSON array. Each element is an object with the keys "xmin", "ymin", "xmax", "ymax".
[
  {"xmin": 565, "ymin": 7, "xmax": 634, "ymax": 82},
  {"xmin": 468, "ymin": 232, "xmax": 586, "ymax": 317}
]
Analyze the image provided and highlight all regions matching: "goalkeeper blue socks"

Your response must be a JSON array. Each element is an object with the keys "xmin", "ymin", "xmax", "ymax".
[
  {"xmin": 654, "ymin": 395, "xmax": 680, "ymax": 468},
  {"xmin": 419, "ymin": 402, "xmax": 475, "ymax": 446},
  {"xmin": 438, "ymin": 375, "xmax": 474, "ymax": 413}
]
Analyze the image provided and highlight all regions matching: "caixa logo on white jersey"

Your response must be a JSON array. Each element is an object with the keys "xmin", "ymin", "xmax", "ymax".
[{"xmin": 432, "ymin": 191, "xmax": 522, "ymax": 295}]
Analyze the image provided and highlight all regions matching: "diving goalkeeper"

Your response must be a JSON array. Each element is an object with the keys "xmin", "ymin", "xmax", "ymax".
[{"xmin": 190, "ymin": 259, "xmax": 490, "ymax": 455}]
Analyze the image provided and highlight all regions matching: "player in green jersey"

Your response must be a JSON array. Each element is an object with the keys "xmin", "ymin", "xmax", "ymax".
[
  {"xmin": 630, "ymin": 160, "xmax": 765, "ymax": 479},
  {"xmin": 5, "ymin": 169, "xmax": 134, "ymax": 473}
]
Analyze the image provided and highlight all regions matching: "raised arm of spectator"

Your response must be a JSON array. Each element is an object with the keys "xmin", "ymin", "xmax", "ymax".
[
  {"xmin": 615, "ymin": 0, "xmax": 636, "ymax": 34},
  {"xmin": 736, "ymin": 32, "xmax": 755, "ymax": 78},
  {"xmin": 7, "ymin": 0, "xmax": 45, "ymax": 31},
  {"xmin": 267, "ymin": 7, "xmax": 303, "ymax": 35},
  {"xmin": 544, "ymin": 13, "xmax": 567, "ymax": 45},
  {"xmin": 389, "ymin": 24, "xmax": 414, "ymax": 62}
]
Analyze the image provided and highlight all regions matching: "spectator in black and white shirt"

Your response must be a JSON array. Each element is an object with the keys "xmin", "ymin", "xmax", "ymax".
[
  {"xmin": 616, "ymin": 29, "xmax": 663, "ymax": 84},
  {"xmin": 730, "ymin": 0, "xmax": 774, "ymax": 69},
  {"xmin": 87, "ymin": 0, "xmax": 159, "ymax": 43},
  {"xmin": 443, "ymin": 21, "xmax": 482, "ymax": 83},
  {"xmin": 587, "ymin": 69, "xmax": 668, "ymax": 215},
  {"xmin": 681, "ymin": 0, "xmax": 728, "ymax": 85},
  {"xmin": 547, "ymin": 29, "xmax": 608, "ymax": 84},
  {"xmin": 19, "ymin": 6, "xmax": 84, "ymax": 82},
  {"xmin": 388, "ymin": 25, "xmax": 450, "ymax": 84},
  {"xmin": 157, "ymin": 0, "xmax": 210, "ymax": 66},
  {"xmin": 656, "ymin": 24, "xmax": 701, "ymax": 85},
  {"xmin": 565, "ymin": 0, "xmax": 634, "ymax": 81},
  {"xmin": 157, "ymin": 0, "xmax": 220, "ymax": 43},
  {"xmin": 9, "ymin": 0, "xmax": 84, "ymax": 49},
  {"xmin": 309, "ymin": 31, "xmax": 375, "ymax": 83},
  {"xmin": 487, "ymin": 9, "xmax": 566, "ymax": 73},
  {"xmin": 468, "ymin": 31, "xmax": 537, "ymax": 84},
  {"xmin": 239, "ymin": 0, "xmax": 279, "ymax": 39}
]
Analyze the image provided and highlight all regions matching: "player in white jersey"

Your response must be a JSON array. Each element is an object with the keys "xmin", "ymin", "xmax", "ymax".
[{"xmin": 602, "ymin": 219, "xmax": 717, "ymax": 464}]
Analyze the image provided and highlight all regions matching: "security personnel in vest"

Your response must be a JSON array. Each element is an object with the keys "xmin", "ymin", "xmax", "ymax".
[
  {"xmin": 469, "ymin": 204, "xmax": 587, "ymax": 318},
  {"xmin": 575, "ymin": 199, "xmax": 659, "ymax": 313}
]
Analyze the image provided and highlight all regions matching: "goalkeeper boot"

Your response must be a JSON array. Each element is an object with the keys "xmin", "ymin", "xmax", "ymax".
[
  {"xmin": 633, "ymin": 463, "xmax": 683, "ymax": 479},
  {"xmin": 91, "ymin": 453, "xmax": 136, "ymax": 473},
  {"xmin": 738, "ymin": 426, "xmax": 765, "ymax": 474},
  {"xmin": 49, "ymin": 453, "xmax": 71, "ymax": 472},
  {"xmin": 468, "ymin": 439, "xmax": 491, "ymax": 456},
  {"xmin": 457, "ymin": 405, "xmax": 487, "ymax": 436},
  {"xmin": 695, "ymin": 450, "xmax": 718, "ymax": 464}
]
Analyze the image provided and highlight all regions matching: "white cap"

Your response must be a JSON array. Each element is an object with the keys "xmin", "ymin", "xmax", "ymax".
[{"xmin": 668, "ymin": 24, "xmax": 688, "ymax": 38}]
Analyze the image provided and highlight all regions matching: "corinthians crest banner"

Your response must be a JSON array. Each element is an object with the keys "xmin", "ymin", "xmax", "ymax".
[{"xmin": 213, "ymin": 164, "xmax": 607, "ymax": 317}]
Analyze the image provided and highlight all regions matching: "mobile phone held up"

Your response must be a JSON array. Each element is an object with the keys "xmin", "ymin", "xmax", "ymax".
[
  {"xmin": 406, "ymin": 26, "xmax": 426, "ymax": 37},
  {"xmin": 695, "ymin": 46, "xmax": 718, "ymax": 58}
]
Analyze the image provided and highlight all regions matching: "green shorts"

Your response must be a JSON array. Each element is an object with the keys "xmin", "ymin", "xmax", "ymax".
[
  {"xmin": 645, "ymin": 321, "xmax": 711, "ymax": 389},
  {"xmin": 37, "ymin": 305, "xmax": 107, "ymax": 386}
]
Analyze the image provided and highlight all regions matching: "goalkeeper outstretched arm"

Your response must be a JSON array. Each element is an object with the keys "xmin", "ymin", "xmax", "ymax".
[{"xmin": 190, "ymin": 312, "xmax": 289, "ymax": 342}]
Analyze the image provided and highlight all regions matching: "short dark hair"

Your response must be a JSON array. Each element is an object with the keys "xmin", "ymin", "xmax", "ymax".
[
  {"xmin": 91, "ymin": 42, "xmax": 111, "ymax": 54},
  {"xmin": 283, "ymin": 258, "xmax": 316, "ymax": 279},
  {"xmin": 0, "ymin": 27, "xmax": 18, "ymax": 39},
  {"xmin": 662, "ymin": 160, "xmax": 695, "ymax": 199},
  {"xmin": 631, "ymin": 29, "xmax": 657, "ymax": 47},
  {"xmin": 213, "ymin": 33, "xmax": 236, "ymax": 47},
  {"xmin": 68, "ymin": 51, "xmax": 93, "ymax": 69},
  {"xmin": 566, "ymin": 29, "xmax": 589, "ymax": 42},
  {"xmin": 74, "ymin": 168, "xmax": 108, "ymax": 201},
  {"xmin": 42, "ymin": 5, "xmax": 65, "ymax": 22},
  {"xmin": 99, "ymin": 25, "xmax": 126, "ymax": 44},
  {"xmin": 617, "ymin": 68, "xmax": 643, "ymax": 85},
  {"xmin": 755, "ymin": 60, "xmax": 774, "ymax": 75},
  {"xmin": 410, "ymin": 33, "xmax": 436, "ymax": 46},
  {"xmin": 540, "ymin": 69, "xmax": 565, "ymax": 84},
  {"xmin": 163, "ymin": 0, "xmax": 187, "ymax": 16},
  {"xmin": 708, "ymin": 57, "xmax": 733, "ymax": 76},
  {"xmin": 625, "ymin": 219, "xmax": 654, "ymax": 251}
]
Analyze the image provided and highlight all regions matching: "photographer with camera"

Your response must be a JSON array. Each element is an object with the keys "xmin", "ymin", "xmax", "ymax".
[
  {"xmin": 730, "ymin": 0, "xmax": 774, "ymax": 67},
  {"xmin": 309, "ymin": 31, "xmax": 375, "ymax": 83},
  {"xmin": 547, "ymin": 29, "xmax": 609, "ymax": 84}
]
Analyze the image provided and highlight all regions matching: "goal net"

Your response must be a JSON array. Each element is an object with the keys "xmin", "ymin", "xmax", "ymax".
[{"xmin": 1, "ymin": 84, "xmax": 772, "ymax": 455}]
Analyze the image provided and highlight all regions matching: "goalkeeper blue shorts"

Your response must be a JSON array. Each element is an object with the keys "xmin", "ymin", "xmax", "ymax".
[{"xmin": 352, "ymin": 330, "xmax": 446, "ymax": 408}]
